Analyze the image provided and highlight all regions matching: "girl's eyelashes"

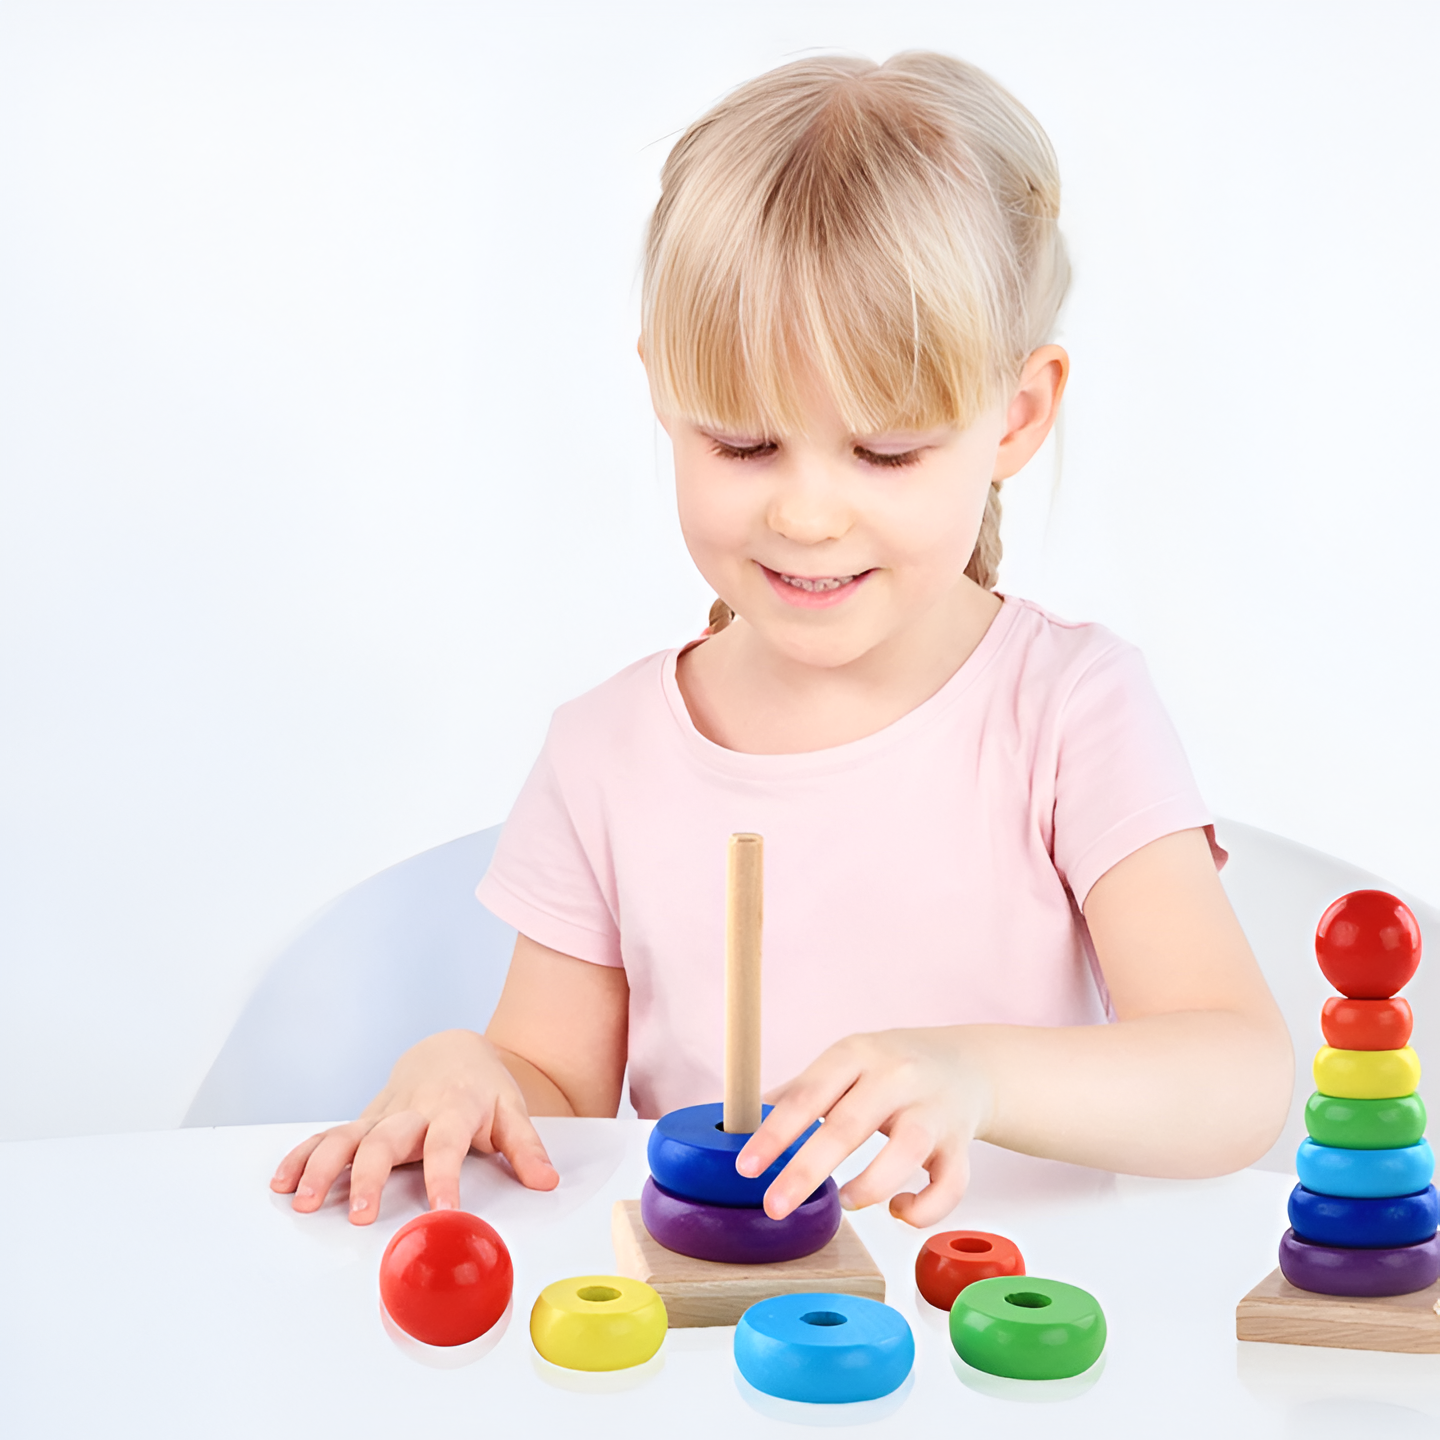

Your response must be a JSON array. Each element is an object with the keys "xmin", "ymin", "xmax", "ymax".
[
  {"xmin": 708, "ymin": 437, "xmax": 777, "ymax": 461},
  {"xmin": 702, "ymin": 433, "xmax": 928, "ymax": 467},
  {"xmin": 854, "ymin": 445, "xmax": 924, "ymax": 469}
]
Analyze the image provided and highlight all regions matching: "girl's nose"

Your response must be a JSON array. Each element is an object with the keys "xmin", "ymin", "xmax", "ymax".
[{"xmin": 766, "ymin": 471, "xmax": 853, "ymax": 546}]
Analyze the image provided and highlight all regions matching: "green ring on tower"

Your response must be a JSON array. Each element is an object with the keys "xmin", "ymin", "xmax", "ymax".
[{"xmin": 1305, "ymin": 1091, "xmax": 1427, "ymax": 1150}]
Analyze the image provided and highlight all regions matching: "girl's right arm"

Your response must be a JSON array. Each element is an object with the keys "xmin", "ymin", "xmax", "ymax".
[{"xmin": 269, "ymin": 934, "xmax": 629, "ymax": 1223}]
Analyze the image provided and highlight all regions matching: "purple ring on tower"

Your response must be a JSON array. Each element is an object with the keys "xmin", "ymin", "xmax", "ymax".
[
  {"xmin": 1278, "ymin": 1227, "xmax": 1440, "ymax": 1297},
  {"xmin": 640, "ymin": 1175, "xmax": 841, "ymax": 1264}
]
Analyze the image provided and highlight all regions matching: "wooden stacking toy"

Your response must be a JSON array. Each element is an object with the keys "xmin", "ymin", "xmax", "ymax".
[
  {"xmin": 529, "ymin": 1275, "xmax": 667, "ymax": 1371},
  {"xmin": 950, "ymin": 1277, "xmax": 1107, "ymax": 1380},
  {"xmin": 734, "ymin": 1292, "xmax": 914, "ymax": 1404},
  {"xmin": 378, "ymin": 1210, "xmax": 512, "ymax": 1347},
  {"xmin": 1238, "ymin": 889, "xmax": 1440, "ymax": 1352},
  {"xmin": 915, "ymin": 1230, "xmax": 1025, "ymax": 1312},
  {"xmin": 612, "ymin": 834, "xmax": 884, "ymax": 1326}
]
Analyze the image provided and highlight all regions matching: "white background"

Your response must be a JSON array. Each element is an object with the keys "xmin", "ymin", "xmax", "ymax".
[{"xmin": 2, "ymin": 1, "xmax": 1436, "ymax": 1142}]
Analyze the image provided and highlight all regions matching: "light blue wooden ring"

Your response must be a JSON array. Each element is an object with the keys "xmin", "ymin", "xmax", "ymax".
[
  {"xmin": 1295, "ymin": 1138, "xmax": 1434, "ymax": 1199},
  {"xmin": 734, "ymin": 1292, "xmax": 914, "ymax": 1404},
  {"xmin": 647, "ymin": 1103, "xmax": 820, "ymax": 1207}
]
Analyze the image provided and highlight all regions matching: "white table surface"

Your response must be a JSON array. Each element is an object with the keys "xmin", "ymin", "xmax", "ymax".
[{"xmin": 3, "ymin": 1119, "xmax": 1440, "ymax": 1438}]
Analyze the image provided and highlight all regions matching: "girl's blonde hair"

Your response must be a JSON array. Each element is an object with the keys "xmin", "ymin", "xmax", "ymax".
[{"xmin": 643, "ymin": 51, "xmax": 1069, "ymax": 599}]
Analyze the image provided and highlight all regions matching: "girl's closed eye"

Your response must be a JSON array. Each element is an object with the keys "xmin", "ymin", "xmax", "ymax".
[
  {"xmin": 853, "ymin": 444, "xmax": 924, "ymax": 469},
  {"xmin": 708, "ymin": 434, "xmax": 777, "ymax": 462}
]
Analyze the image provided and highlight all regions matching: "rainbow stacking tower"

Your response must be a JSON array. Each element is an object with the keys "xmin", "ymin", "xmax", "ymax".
[
  {"xmin": 1281, "ymin": 890, "xmax": 1437, "ymax": 1298},
  {"xmin": 612, "ymin": 833, "xmax": 884, "ymax": 1326}
]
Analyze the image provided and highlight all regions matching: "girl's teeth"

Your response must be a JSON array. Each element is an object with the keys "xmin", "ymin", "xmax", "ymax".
[{"xmin": 780, "ymin": 573, "xmax": 854, "ymax": 593}]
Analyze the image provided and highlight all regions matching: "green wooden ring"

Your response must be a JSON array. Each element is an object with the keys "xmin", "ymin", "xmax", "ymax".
[
  {"xmin": 1305, "ymin": 1091, "xmax": 1427, "ymax": 1150},
  {"xmin": 949, "ymin": 1276, "xmax": 1105, "ymax": 1381}
]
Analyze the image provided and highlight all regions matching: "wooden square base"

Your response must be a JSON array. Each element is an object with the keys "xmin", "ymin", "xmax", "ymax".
[
  {"xmin": 610, "ymin": 1199, "xmax": 886, "ymax": 1328},
  {"xmin": 1236, "ymin": 1267, "xmax": 1440, "ymax": 1353}
]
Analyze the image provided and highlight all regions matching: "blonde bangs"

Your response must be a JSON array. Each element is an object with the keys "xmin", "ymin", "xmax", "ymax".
[{"xmin": 643, "ymin": 53, "xmax": 1068, "ymax": 439}]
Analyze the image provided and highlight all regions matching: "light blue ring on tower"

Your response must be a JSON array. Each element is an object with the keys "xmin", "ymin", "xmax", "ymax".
[
  {"xmin": 1295, "ymin": 1137, "xmax": 1434, "ymax": 1199},
  {"xmin": 734, "ymin": 1292, "xmax": 914, "ymax": 1404}
]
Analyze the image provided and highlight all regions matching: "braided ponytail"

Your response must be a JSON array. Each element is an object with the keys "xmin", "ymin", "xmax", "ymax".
[{"xmin": 964, "ymin": 480, "xmax": 1004, "ymax": 590}]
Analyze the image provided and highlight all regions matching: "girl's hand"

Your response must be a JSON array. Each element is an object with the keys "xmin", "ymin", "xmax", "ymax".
[
  {"xmin": 736, "ymin": 1028, "xmax": 992, "ymax": 1228},
  {"xmin": 269, "ymin": 1028, "xmax": 559, "ymax": 1224}
]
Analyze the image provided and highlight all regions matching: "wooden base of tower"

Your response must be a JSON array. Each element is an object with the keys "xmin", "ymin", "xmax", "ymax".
[
  {"xmin": 1236, "ymin": 1268, "xmax": 1440, "ymax": 1353},
  {"xmin": 611, "ymin": 1199, "xmax": 886, "ymax": 1328}
]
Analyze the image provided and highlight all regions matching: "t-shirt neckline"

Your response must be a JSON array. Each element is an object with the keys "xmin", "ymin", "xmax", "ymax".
[{"xmin": 658, "ymin": 594, "xmax": 1021, "ymax": 776}]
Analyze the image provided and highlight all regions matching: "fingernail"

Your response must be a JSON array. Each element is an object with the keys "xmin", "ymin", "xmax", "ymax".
[
  {"xmin": 736, "ymin": 1158, "xmax": 758, "ymax": 1177},
  {"xmin": 839, "ymin": 1193, "xmax": 859, "ymax": 1211},
  {"xmin": 350, "ymin": 1196, "xmax": 368, "ymax": 1212},
  {"xmin": 432, "ymin": 1196, "xmax": 454, "ymax": 1210},
  {"xmin": 297, "ymin": 1185, "xmax": 314, "ymax": 1199}
]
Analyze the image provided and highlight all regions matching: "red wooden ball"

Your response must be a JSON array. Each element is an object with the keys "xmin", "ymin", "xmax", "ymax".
[
  {"xmin": 379, "ymin": 1210, "xmax": 513, "ymax": 1347},
  {"xmin": 1315, "ymin": 891, "xmax": 1421, "ymax": 999},
  {"xmin": 915, "ymin": 1230, "xmax": 1024, "ymax": 1311},
  {"xmin": 1321, "ymin": 996, "xmax": 1414, "ymax": 1051}
]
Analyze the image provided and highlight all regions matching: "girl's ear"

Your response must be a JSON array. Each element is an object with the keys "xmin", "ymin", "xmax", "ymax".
[{"xmin": 993, "ymin": 345, "xmax": 1068, "ymax": 482}]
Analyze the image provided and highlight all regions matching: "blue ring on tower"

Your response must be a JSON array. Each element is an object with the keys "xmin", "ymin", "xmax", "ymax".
[
  {"xmin": 1288, "ymin": 1183, "xmax": 1439, "ymax": 1249},
  {"xmin": 647, "ymin": 1103, "xmax": 820, "ymax": 1206},
  {"xmin": 1295, "ymin": 1138, "xmax": 1434, "ymax": 1199}
]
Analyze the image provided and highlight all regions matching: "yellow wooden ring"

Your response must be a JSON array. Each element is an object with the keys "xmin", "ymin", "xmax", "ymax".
[
  {"xmin": 529, "ymin": 1275, "xmax": 667, "ymax": 1372},
  {"xmin": 1314, "ymin": 1045, "xmax": 1421, "ymax": 1100}
]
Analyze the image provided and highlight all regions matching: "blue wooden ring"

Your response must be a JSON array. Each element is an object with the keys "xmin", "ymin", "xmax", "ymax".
[
  {"xmin": 647, "ymin": 1103, "xmax": 820, "ymax": 1207},
  {"xmin": 1288, "ymin": 1184, "xmax": 1438, "ymax": 1249},
  {"xmin": 1278, "ymin": 1228, "xmax": 1440, "ymax": 1297},
  {"xmin": 1295, "ymin": 1138, "xmax": 1434, "ymax": 1198},
  {"xmin": 734, "ymin": 1292, "xmax": 914, "ymax": 1404},
  {"xmin": 640, "ymin": 1176, "xmax": 840, "ymax": 1264}
]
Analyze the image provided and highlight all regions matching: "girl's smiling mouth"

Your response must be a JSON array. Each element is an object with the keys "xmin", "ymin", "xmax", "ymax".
[{"xmin": 761, "ymin": 565, "xmax": 874, "ymax": 607}]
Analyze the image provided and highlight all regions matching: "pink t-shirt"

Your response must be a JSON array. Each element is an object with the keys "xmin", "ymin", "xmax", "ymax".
[{"xmin": 477, "ymin": 596, "xmax": 1220, "ymax": 1119}]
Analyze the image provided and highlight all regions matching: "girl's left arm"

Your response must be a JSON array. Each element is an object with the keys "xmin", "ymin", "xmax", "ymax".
[{"xmin": 738, "ymin": 827, "xmax": 1295, "ymax": 1226}]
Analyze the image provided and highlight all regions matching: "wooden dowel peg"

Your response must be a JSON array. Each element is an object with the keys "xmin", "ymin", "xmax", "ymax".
[{"xmin": 724, "ymin": 833, "xmax": 764, "ymax": 1134}]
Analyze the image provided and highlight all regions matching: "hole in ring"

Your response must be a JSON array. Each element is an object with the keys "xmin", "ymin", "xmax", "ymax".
[
  {"xmin": 949, "ymin": 1237, "xmax": 993, "ymax": 1254},
  {"xmin": 800, "ymin": 1311, "xmax": 848, "ymax": 1327},
  {"xmin": 1004, "ymin": 1292, "xmax": 1053, "ymax": 1309},
  {"xmin": 577, "ymin": 1286, "xmax": 622, "ymax": 1303}
]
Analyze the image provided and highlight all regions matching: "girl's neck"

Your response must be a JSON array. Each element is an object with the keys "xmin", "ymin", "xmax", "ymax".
[{"xmin": 675, "ymin": 582, "xmax": 1004, "ymax": 755}]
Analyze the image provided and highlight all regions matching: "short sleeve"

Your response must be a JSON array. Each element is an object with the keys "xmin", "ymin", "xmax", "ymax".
[
  {"xmin": 475, "ymin": 733, "xmax": 624, "ymax": 967},
  {"xmin": 1051, "ymin": 643, "xmax": 1225, "ymax": 909}
]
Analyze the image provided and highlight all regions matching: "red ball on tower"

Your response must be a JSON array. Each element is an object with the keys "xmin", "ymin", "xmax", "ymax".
[
  {"xmin": 379, "ymin": 1210, "xmax": 513, "ymax": 1347},
  {"xmin": 1314, "ymin": 890, "xmax": 1421, "ymax": 999}
]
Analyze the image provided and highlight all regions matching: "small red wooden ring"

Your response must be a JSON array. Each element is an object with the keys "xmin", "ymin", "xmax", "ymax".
[
  {"xmin": 915, "ymin": 1230, "xmax": 1024, "ymax": 1311},
  {"xmin": 1321, "ymin": 997, "xmax": 1414, "ymax": 1051}
]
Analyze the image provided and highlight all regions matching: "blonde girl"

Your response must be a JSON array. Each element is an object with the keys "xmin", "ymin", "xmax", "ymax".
[{"xmin": 273, "ymin": 52, "xmax": 1292, "ymax": 1226}]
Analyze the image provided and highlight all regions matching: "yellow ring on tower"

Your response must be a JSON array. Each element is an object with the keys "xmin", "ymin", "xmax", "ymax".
[
  {"xmin": 1313, "ymin": 1045, "xmax": 1421, "ymax": 1100},
  {"xmin": 529, "ymin": 1275, "xmax": 667, "ymax": 1371}
]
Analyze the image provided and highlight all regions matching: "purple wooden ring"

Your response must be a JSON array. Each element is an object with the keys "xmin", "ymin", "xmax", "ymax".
[
  {"xmin": 1278, "ymin": 1227, "xmax": 1440, "ymax": 1297},
  {"xmin": 640, "ymin": 1176, "xmax": 841, "ymax": 1264}
]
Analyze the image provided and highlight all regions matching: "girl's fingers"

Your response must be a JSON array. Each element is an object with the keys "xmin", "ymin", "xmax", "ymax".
[
  {"xmin": 835, "ymin": 1119, "xmax": 934, "ymax": 1212},
  {"xmin": 421, "ymin": 1110, "xmax": 484, "ymax": 1212},
  {"xmin": 346, "ymin": 1113, "xmax": 427, "ymax": 1225},
  {"xmin": 489, "ymin": 1100, "xmax": 560, "ymax": 1192},
  {"xmin": 271, "ymin": 1131, "xmax": 328, "ymax": 1192},
  {"xmin": 761, "ymin": 1090, "xmax": 885, "ymax": 1219},
  {"xmin": 290, "ymin": 1123, "xmax": 371, "ymax": 1212},
  {"xmin": 887, "ymin": 1144, "xmax": 970, "ymax": 1228},
  {"xmin": 738, "ymin": 1061, "xmax": 861, "ymax": 1176}
]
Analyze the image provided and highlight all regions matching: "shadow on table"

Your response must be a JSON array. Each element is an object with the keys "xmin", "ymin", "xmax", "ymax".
[
  {"xmin": 1238, "ymin": 1341, "xmax": 1440, "ymax": 1435},
  {"xmin": 379, "ymin": 1296, "xmax": 512, "ymax": 1369},
  {"xmin": 734, "ymin": 1369, "xmax": 914, "ymax": 1427}
]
